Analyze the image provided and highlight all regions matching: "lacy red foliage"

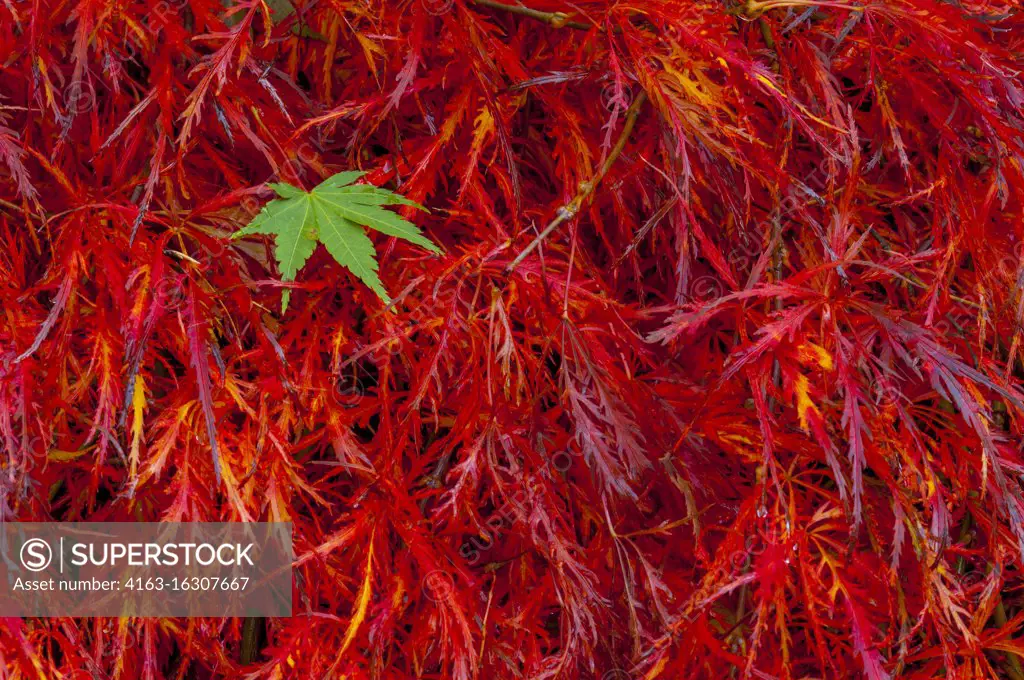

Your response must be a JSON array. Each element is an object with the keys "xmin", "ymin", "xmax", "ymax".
[{"xmin": 2, "ymin": 0, "xmax": 1024, "ymax": 678}]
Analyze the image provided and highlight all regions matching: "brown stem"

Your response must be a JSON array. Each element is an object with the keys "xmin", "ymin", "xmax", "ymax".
[
  {"xmin": 470, "ymin": 0, "xmax": 594, "ymax": 30},
  {"xmin": 240, "ymin": 617, "xmax": 263, "ymax": 664},
  {"xmin": 506, "ymin": 92, "xmax": 647, "ymax": 272}
]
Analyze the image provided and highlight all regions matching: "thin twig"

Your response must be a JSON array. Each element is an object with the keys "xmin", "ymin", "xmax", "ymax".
[
  {"xmin": 506, "ymin": 92, "xmax": 647, "ymax": 272},
  {"xmin": 470, "ymin": 0, "xmax": 594, "ymax": 30}
]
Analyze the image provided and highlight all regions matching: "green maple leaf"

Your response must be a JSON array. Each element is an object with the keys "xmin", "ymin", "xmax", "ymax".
[{"xmin": 233, "ymin": 171, "xmax": 440, "ymax": 312}]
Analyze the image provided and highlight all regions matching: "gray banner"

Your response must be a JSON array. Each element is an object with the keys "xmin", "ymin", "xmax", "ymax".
[{"xmin": 0, "ymin": 523, "xmax": 292, "ymax": 617}]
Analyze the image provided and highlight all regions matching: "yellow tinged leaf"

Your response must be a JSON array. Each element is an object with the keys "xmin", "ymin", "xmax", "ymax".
[
  {"xmin": 798, "ymin": 342, "xmax": 834, "ymax": 371},
  {"xmin": 662, "ymin": 63, "xmax": 718, "ymax": 110},
  {"xmin": 755, "ymin": 74, "xmax": 845, "ymax": 132},
  {"xmin": 34, "ymin": 57, "xmax": 57, "ymax": 111},
  {"xmin": 322, "ymin": 18, "xmax": 340, "ymax": 100},
  {"xmin": 470, "ymin": 106, "xmax": 495, "ymax": 156},
  {"xmin": 644, "ymin": 655, "xmax": 669, "ymax": 680},
  {"xmin": 988, "ymin": 639, "xmax": 1024, "ymax": 658},
  {"xmin": 755, "ymin": 73, "xmax": 780, "ymax": 92},
  {"xmin": 355, "ymin": 32, "xmax": 385, "ymax": 78},
  {"xmin": 340, "ymin": 535, "xmax": 374, "ymax": 655},
  {"xmin": 439, "ymin": 89, "xmax": 473, "ymax": 144},
  {"xmin": 48, "ymin": 449, "xmax": 86, "ymax": 462},
  {"xmin": 132, "ymin": 269, "xmax": 151, "ymax": 317},
  {"xmin": 237, "ymin": 42, "xmax": 250, "ymax": 79},
  {"xmin": 219, "ymin": 460, "xmax": 255, "ymax": 523},
  {"xmin": 113, "ymin": 618, "xmax": 133, "ymax": 678},
  {"xmin": 223, "ymin": 373, "xmax": 257, "ymax": 417},
  {"xmin": 392, "ymin": 576, "xmax": 406, "ymax": 609},
  {"xmin": 129, "ymin": 375, "xmax": 147, "ymax": 478},
  {"xmin": 24, "ymin": 146, "xmax": 76, "ymax": 196},
  {"xmin": 794, "ymin": 374, "xmax": 819, "ymax": 432},
  {"xmin": 122, "ymin": 17, "xmax": 149, "ymax": 45},
  {"xmin": 268, "ymin": 480, "xmax": 291, "ymax": 523},
  {"xmin": 258, "ymin": 0, "xmax": 274, "ymax": 47}
]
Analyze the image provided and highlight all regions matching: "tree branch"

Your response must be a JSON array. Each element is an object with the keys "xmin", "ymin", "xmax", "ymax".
[
  {"xmin": 506, "ymin": 91, "xmax": 647, "ymax": 272},
  {"xmin": 470, "ymin": 0, "xmax": 594, "ymax": 30}
]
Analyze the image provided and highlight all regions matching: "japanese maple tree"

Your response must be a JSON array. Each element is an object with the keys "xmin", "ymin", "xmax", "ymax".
[{"xmin": 2, "ymin": 0, "xmax": 1024, "ymax": 678}]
